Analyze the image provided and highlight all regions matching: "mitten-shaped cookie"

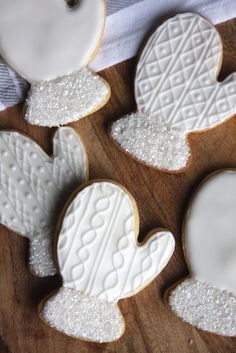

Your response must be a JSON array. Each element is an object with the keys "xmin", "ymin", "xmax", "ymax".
[
  {"xmin": 111, "ymin": 13, "xmax": 236, "ymax": 172},
  {"xmin": 0, "ymin": 0, "xmax": 110, "ymax": 126},
  {"xmin": 40, "ymin": 181, "xmax": 174, "ymax": 342},
  {"xmin": 168, "ymin": 170, "xmax": 236, "ymax": 336},
  {"xmin": 0, "ymin": 127, "xmax": 88, "ymax": 277}
]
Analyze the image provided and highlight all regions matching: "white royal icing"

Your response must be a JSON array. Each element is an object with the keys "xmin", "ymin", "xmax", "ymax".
[
  {"xmin": 0, "ymin": 0, "xmax": 105, "ymax": 82},
  {"xmin": 0, "ymin": 127, "xmax": 88, "ymax": 277},
  {"xmin": 169, "ymin": 170, "xmax": 236, "ymax": 336},
  {"xmin": 111, "ymin": 13, "xmax": 236, "ymax": 171},
  {"xmin": 185, "ymin": 170, "xmax": 236, "ymax": 295},
  {"xmin": 41, "ymin": 181, "xmax": 174, "ymax": 342},
  {"xmin": 0, "ymin": 0, "xmax": 109, "ymax": 127}
]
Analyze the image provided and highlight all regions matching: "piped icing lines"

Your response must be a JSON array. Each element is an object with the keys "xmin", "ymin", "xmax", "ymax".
[
  {"xmin": 111, "ymin": 13, "xmax": 236, "ymax": 171},
  {"xmin": 0, "ymin": 127, "xmax": 88, "ymax": 277},
  {"xmin": 169, "ymin": 170, "xmax": 236, "ymax": 336},
  {"xmin": 0, "ymin": 0, "xmax": 110, "ymax": 126},
  {"xmin": 41, "ymin": 181, "xmax": 175, "ymax": 342}
]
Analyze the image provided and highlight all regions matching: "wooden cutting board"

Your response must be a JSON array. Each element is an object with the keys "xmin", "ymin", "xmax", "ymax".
[{"xmin": 0, "ymin": 18, "xmax": 236, "ymax": 353}]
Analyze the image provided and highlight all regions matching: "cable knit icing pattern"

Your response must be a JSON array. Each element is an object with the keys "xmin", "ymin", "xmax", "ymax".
[
  {"xmin": 41, "ymin": 181, "xmax": 175, "ymax": 342},
  {"xmin": 111, "ymin": 13, "xmax": 236, "ymax": 171},
  {"xmin": 0, "ymin": 127, "xmax": 88, "ymax": 277},
  {"xmin": 0, "ymin": 0, "xmax": 110, "ymax": 126},
  {"xmin": 169, "ymin": 170, "xmax": 236, "ymax": 336}
]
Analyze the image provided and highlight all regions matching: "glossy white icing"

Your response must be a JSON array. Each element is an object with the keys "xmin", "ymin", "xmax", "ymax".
[
  {"xmin": 185, "ymin": 170, "xmax": 236, "ymax": 295},
  {"xmin": 0, "ymin": 127, "xmax": 88, "ymax": 277},
  {"xmin": 57, "ymin": 181, "xmax": 175, "ymax": 302},
  {"xmin": 169, "ymin": 170, "xmax": 236, "ymax": 336},
  {"xmin": 111, "ymin": 13, "xmax": 236, "ymax": 171},
  {"xmin": 41, "ymin": 181, "xmax": 174, "ymax": 342},
  {"xmin": 0, "ymin": 0, "xmax": 105, "ymax": 82}
]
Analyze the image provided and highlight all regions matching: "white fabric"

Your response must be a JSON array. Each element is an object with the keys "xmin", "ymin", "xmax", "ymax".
[
  {"xmin": 92, "ymin": 0, "xmax": 236, "ymax": 71},
  {"xmin": 0, "ymin": 0, "xmax": 236, "ymax": 111},
  {"xmin": 0, "ymin": 59, "xmax": 28, "ymax": 111}
]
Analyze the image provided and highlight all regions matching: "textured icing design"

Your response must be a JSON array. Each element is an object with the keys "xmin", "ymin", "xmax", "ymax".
[
  {"xmin": 111, "ymin": 13, "xmax": 236, "ymax": 171},
  {"xmin": 169, "ymin": 278, "xmax": 236, "ymax": 337},
  {"xmin": 0, "ymin": 127, "xmax": 88, "ymax": 277},
  {"xmin": 41, "ymin": 181, "xmax": 174, "ymax": 342},
  {"xmin": 58, "ymin": 182, "xmax": 174, "ymax": 301},
  {"xmin": 25, "ymin": 68, "xmax": 110, "ymax": 127},
  {"xmin": 169, "ymin": 170, "xmax": 236, "ymax": 336},
  {"xmin": 0, "ymin": 0, "xmax": 105, "ymax": 82},
  {"xmin": 135, "ymin": 12, "xmax": 236, "ymax": 131},
  {"xmin": 41, "ymin": 287, "xmax": 124, "ymax": 343}
]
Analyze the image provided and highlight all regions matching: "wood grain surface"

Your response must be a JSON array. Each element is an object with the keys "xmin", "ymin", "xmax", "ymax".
[{"xmin": 0, "ymin": 18, "xmax": 236, "ymax": 353}]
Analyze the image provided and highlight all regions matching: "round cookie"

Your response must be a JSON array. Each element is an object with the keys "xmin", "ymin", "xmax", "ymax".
[
  {"xmin": 0, "ymin": 0, "xmax": 105, "ymax": 82},
  {"xmin": 0, "ymin": 127, "xmax": 89, "ymax": 277},
  {"xmin": 110, "ymin": 13, "xmax": 236, "ymax": 172},
  {"xmin": 39, "ymin": 180, "xmax": 175, "ymax": 342},
  {"xmin": 168, "ymin": 169, "xmax": 236, "ymax": 336},
  {"xmin": 0, "ymin": 0, "xmax": 110, "ymax": 126}
]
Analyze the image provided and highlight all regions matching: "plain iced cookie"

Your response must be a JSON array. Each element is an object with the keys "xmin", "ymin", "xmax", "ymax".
[
  {"xmin": 40, "ymin": 181, "xmax": 175, "ymax": 342},
  {"xmin": 111, "ymin": 13, "xmax": 236, "ymax": 172},
  {"xmin": 168, "ymin": 170, "xmax": 236, "ymax": 336},
  {"xmin": 0, "ymin": 127, "xmax": 88, "ymax": 277},
  {"xmin": 0, "ymin": 0, "xmax": 110, "ymax": 126}
]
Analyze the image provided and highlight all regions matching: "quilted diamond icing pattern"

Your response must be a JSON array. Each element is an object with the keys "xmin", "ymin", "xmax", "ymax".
[
  {"xmin": 135, "ymin": 13, "xmax": 236, "ymax": 132},
  {"xmin": 111, "ymin": 13, "xmax": 236, "ymax": 172}
]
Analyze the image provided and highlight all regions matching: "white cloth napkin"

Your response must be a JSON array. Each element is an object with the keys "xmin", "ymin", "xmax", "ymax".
[
  {"xmin": 0, "ymin": 0, "xmax": 236, "ymax": 111},
  {"xmin": 0, "ymin": 60, "xmax": 29, "ymax": 111},
  {"xmin": 92, "ymin": 0, "xmax": 236, "ymax": 71}
]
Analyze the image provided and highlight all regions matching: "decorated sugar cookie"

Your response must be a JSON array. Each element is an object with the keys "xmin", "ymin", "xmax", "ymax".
[
  {"xmin": 168, "ymin": 170, "xmax": 236, "ymax": 336},
  {"xmin": 0, "ymin": 0, "xmax": 110, "ymax": 126},
  {"xmin": 0, "ymin": 127, "xmax": 88, "ymax": 277},
  {"xmin": 40, "ymin": 181, "xmax": 175, "ymax": 342},
  {"xmin": 111, "ymin": 13, "xmax": 236, "ymax": 172}
]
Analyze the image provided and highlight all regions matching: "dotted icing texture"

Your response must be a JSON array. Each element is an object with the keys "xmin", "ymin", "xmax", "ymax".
[
  {"xmin": 111, "ymin": 13, "xmax": 236, "ymax": 171},
  {"xmin": 0, "ymin": 127, "xmax": 88, "ymax": 277}
]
